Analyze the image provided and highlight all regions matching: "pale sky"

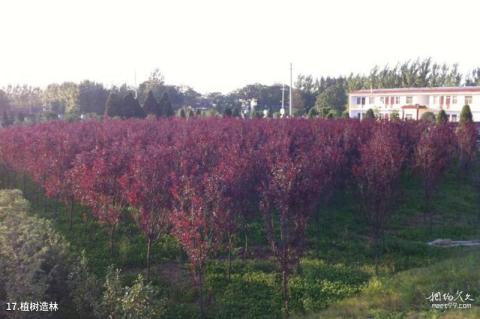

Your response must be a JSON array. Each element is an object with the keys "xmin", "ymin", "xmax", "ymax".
[{"xmin": 0, "ymin": 0, "xmax": 479, "ymax": 94}]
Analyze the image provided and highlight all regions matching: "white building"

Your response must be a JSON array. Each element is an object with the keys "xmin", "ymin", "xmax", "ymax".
[{"xmin": 348, "ymin": 87, "xmax": 480, "ymax": 121}]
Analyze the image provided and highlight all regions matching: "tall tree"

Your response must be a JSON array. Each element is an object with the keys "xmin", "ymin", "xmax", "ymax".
[
  {"xmin": 415, "ymin": 124, "xmax": 455, "ymax": 230},
  {"xmin": 122, "ymin": 93, "xmax": 146, "ymax": 119},
  {"xmin": 353, "ymin": 124, "xmax": 406, "ymax": 271},
  {"xmin": 43, "ymin": 82, "xmax": 79, "ymax": 115},
  {"xmin": 457, "ymin": 105, "xmax": 476, "ymax": 174},
  {"xmin": 0, "ymin": 90, "xmax": 10, "ymax": 112},
  {"xmin": 143, "ymin": 91, "xmax": 162, "ymax": 117},
  {"xmin": 460, "ymin": 104, "xmax": 473, "ymax": 124},
  {"xmin": 257, "ymin": 121, "xmax": 336, "ymax": 318},
  {"xmin": 104, "ymin": 92, "xmax": 124, "ymax": 118},
  {"xmin": 78, "ymin": 80, "xmax": 109, "ymax": 115},
  {"xmin": 436, "ymin": 110, "xmax": 448, "ymax": 123},
  {"xmin": 159, "ymin": 92, "xmax": 174, "ymax": 117},
  {"xmin": 315, "ymin": 84, "xmax": 347, "ymax": 116},
  {"xmin": 137, "ymin": 69, "xmax": 165, "ymax": 105}
]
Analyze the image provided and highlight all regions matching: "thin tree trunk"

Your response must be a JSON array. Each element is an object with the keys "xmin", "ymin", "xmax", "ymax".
[
  {"xmin": 69, "ymin": 199, "xmax": 74, "ymax": 230},
  {"xmin": 373, "ymin": 227, "xmax": 381, "ymax": 276},
  {"xmin": 146, "ymin": 237, "xmax": 152, "ymax": 281},
  {"xmin": 22, "ymin": 173, "xmax": 26, "ymax": 195},
  {"xmin": 243, "ymin": 225, "xmax": 248, "ymax": 259},
  {"xmin": 43, "ymin": 194, "xmax": 47, "ymax": 214},
  {"xmin": 110, "ymin": 224, "xmax": 116, "ymax": 256},
  {"xmin": 227, "ymin": 234, "xmax": 233, "ymax": 281},
  {"xmin": 282, "ymin": 269, "xmax": 289, "ymax": 319},
  {"xmin": 198, "ymin": 268, "xmax": 206, "ymax": 319}
]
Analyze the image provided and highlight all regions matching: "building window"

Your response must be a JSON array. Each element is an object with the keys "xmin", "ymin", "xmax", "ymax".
[
  {"xmin": 369, "ymin": 96, "xmax": 375, "ymax": 104},
  {"xmin": 452, "ymin": 96, "xmax": 457, "ymax": 104},
  {"xmin": 356, "ymin": 97, "xmax": 361, "ymax": 105},
  {"xmin": 406, "ymin": 96, "xmax": 413, "ymax": 104},
  {"xmin": 361, "ymin": 97, "xmax": 366, "ymax": 105},
  {"xmin": 395, "ymin": 96, "xmax": 400, "ymax": 104},
  {"xmin": 380, "ymin": 96, "xmax": 385, "ymax": 104},
  {"xmin": 465, "ymin": 96, "xmax": 473, "ymax": 105}
]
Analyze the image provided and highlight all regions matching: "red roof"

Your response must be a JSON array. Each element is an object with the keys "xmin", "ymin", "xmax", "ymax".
[
  {"xmin": 401, "ymin": 104, "xmax": 427, "ymax": 109},
  {"xmin": 351, "ymin": 87, "xmax": 480, "ymax": 95}
]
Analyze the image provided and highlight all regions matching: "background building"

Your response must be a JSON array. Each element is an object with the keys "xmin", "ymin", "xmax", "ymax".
[{"xmin": 348, "ymin": 87, "xmax": 480, "ymax": 121}]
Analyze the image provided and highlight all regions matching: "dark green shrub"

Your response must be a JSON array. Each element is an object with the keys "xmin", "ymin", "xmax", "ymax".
[
  {"xmin": 420, "ymin": 111, "xmax": 435, "ymax": 122},
  {"xmin": 436, "ymin": 109, "xmax": 448, "ymax": 123},
  {"xmin": 460, "ymin": 104, "xmax": 473, "ymax": 123},
  {"xmin": 364, "ymin": 109, "xmax": 375, "ymax": 120}
]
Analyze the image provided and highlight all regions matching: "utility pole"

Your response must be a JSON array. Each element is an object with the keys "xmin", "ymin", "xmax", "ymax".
[
  {"xmin": 289, "ymin": 63, "xmax": 293, "ymax": 117},
  {"xmin": 134, "ymin": 69, "xmax": 138, "ymax": 98}
]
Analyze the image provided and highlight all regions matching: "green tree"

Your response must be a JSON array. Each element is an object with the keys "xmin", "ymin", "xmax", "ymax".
[
  {"xmin": 436, "ymin": 109, "xmax": 448, "ymax": 123},
  {"xmin": 43, "ymin": 82, "xmax": 79, "ymax": 115},
  {"xmin": 0, "ymin": 90, "xmax": 10, "ymax": 112},
  {"xmin": 0, "ymin": 190, "xmax": 86, "ymax": 318},
  {"xmin": 159, "ymin": 92, "xmax": 174, "ymax": 117},
  {"xmin": 137, "ymin": 69, "xmax": 165, "ymax": 104},
  {"xmin": 4, "ymin": 84, "xmax": 43, "ymax": 111},
  {"xmin": 1, "ymin": 111, "xmax": 13, "ymax": 127},
  {"xmin": 460, "ymin": 104, "xmax": 473, "ymax": 124},
  {"xmin": 364, "ymin": 108, "xmax": 375, "ymax": 120},
  {"xmin": 78, "ymin": 80, "xmax": 109, "ymax": 115},
  {"xmin": 122, "ymin": 93, "xmax": 146, "ymax": 118},
  {"xmin": 315, "ymin": 84, "xmax": 347, "ymax": 117},
  {"xmin": 104, "ymin": 92, "xmax": 124, "ymax": 118},
  {"xmin": 143, "ymin": 91, "xmax": 162, "ymax": 117},
  {"xmin": 179, "ymin": 108, "xmax": 186, "ymax": 118},
  {"xmin": 391, "ymin": 110, "xmax": 400, "ymax": 120},
  {"xmin": 100, "ymin": 267, "xmax": 166, "ymax": 319},
  {"xmin": 224, "ymin": 107, "xmax": 233, "ymax": 117},
  {"xmin": 307, "ymin": 107, "xmax": 319, "ymax": 118},
  {"xmin": 420, "ymin": 111, "xmax": 436, "ymax": 122}
]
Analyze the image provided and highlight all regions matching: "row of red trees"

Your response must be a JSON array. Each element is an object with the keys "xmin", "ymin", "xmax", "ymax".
[{"xmin": 0, "ymin": 118, "xmax": 476, "ymax": 318}]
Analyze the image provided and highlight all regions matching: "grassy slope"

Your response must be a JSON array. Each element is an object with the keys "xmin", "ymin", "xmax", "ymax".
[
  {"xmin": 305, "ymin": 250, "xmax": 480, "ymax": 319},
  {"xmin": 8, "ymin": 163, "xmax": 480, "ymax": 318}
]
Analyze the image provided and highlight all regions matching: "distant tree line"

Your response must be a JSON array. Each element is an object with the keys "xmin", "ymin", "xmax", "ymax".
[{"xmin": 1, "ymin": 58, "xmax": 480, "ymax": 126}]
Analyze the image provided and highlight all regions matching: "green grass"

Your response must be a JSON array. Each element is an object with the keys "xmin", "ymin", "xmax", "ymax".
[
  {"xmin": 304, "ymin": 250, "xmax": 480, "ymax": 319},
  {"xmin": 3, "ymin": 163, "xmax": 480, "ymax": 318}
]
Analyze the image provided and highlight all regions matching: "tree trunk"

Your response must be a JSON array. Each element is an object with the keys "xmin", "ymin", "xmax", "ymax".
[
  {"xmin": 146, "ymin": 237, "xmax": 152, "ymax": 281},
  {"xmin": 243, "ymin": 226, "xmax": 248, "ymax": 259},
  {"xmin": 22, "ymin": 173, "xmax": 26, "ymax": 195},
  {"xmin": 227, "ymin": 234, "xmax": 233, "ymax": 281},
  {"xmin": 198, "ymin": 268, "xmax": 206, "ymax": 319},
  {"xmin": 69, "ymin": 199, "xmax": 74, "ymax": 230},
  {"xmin": 282, "ymin": 269, "xmax": 289, "ymax": 319},
  {"xmin": 110, "ymin": 225, "xmax": 116, "ymax": 256},
  {"xmin": 43, "ymin": 194, "xmax": 47, "ymax": 214}
]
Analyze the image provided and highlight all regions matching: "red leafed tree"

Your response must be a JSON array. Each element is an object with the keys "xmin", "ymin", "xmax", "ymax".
[
  {"xmin": 257, "ymin": 120, "xmax": 336, "ymax": 319},
  {"xmin": 120, "ymin": 143, "xmax": 175, "ymax": 280},
  {"xmin": 415, "ymin": 123, "xmax": 456, "ymax": 229},
  {"xmin": 169, "ymin": 127, "xmax": 228, "ymax": 319},
  {"xmin": 70, "ymin": 141, "xmax": 130, "ymax": 255},
  {"xmin": 353, "ymin": 123, "xmax": 407, "ymax": 269},
  {"xmin": 456, "ymin": 122, "xmax": 477, "ymax": 174}
]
